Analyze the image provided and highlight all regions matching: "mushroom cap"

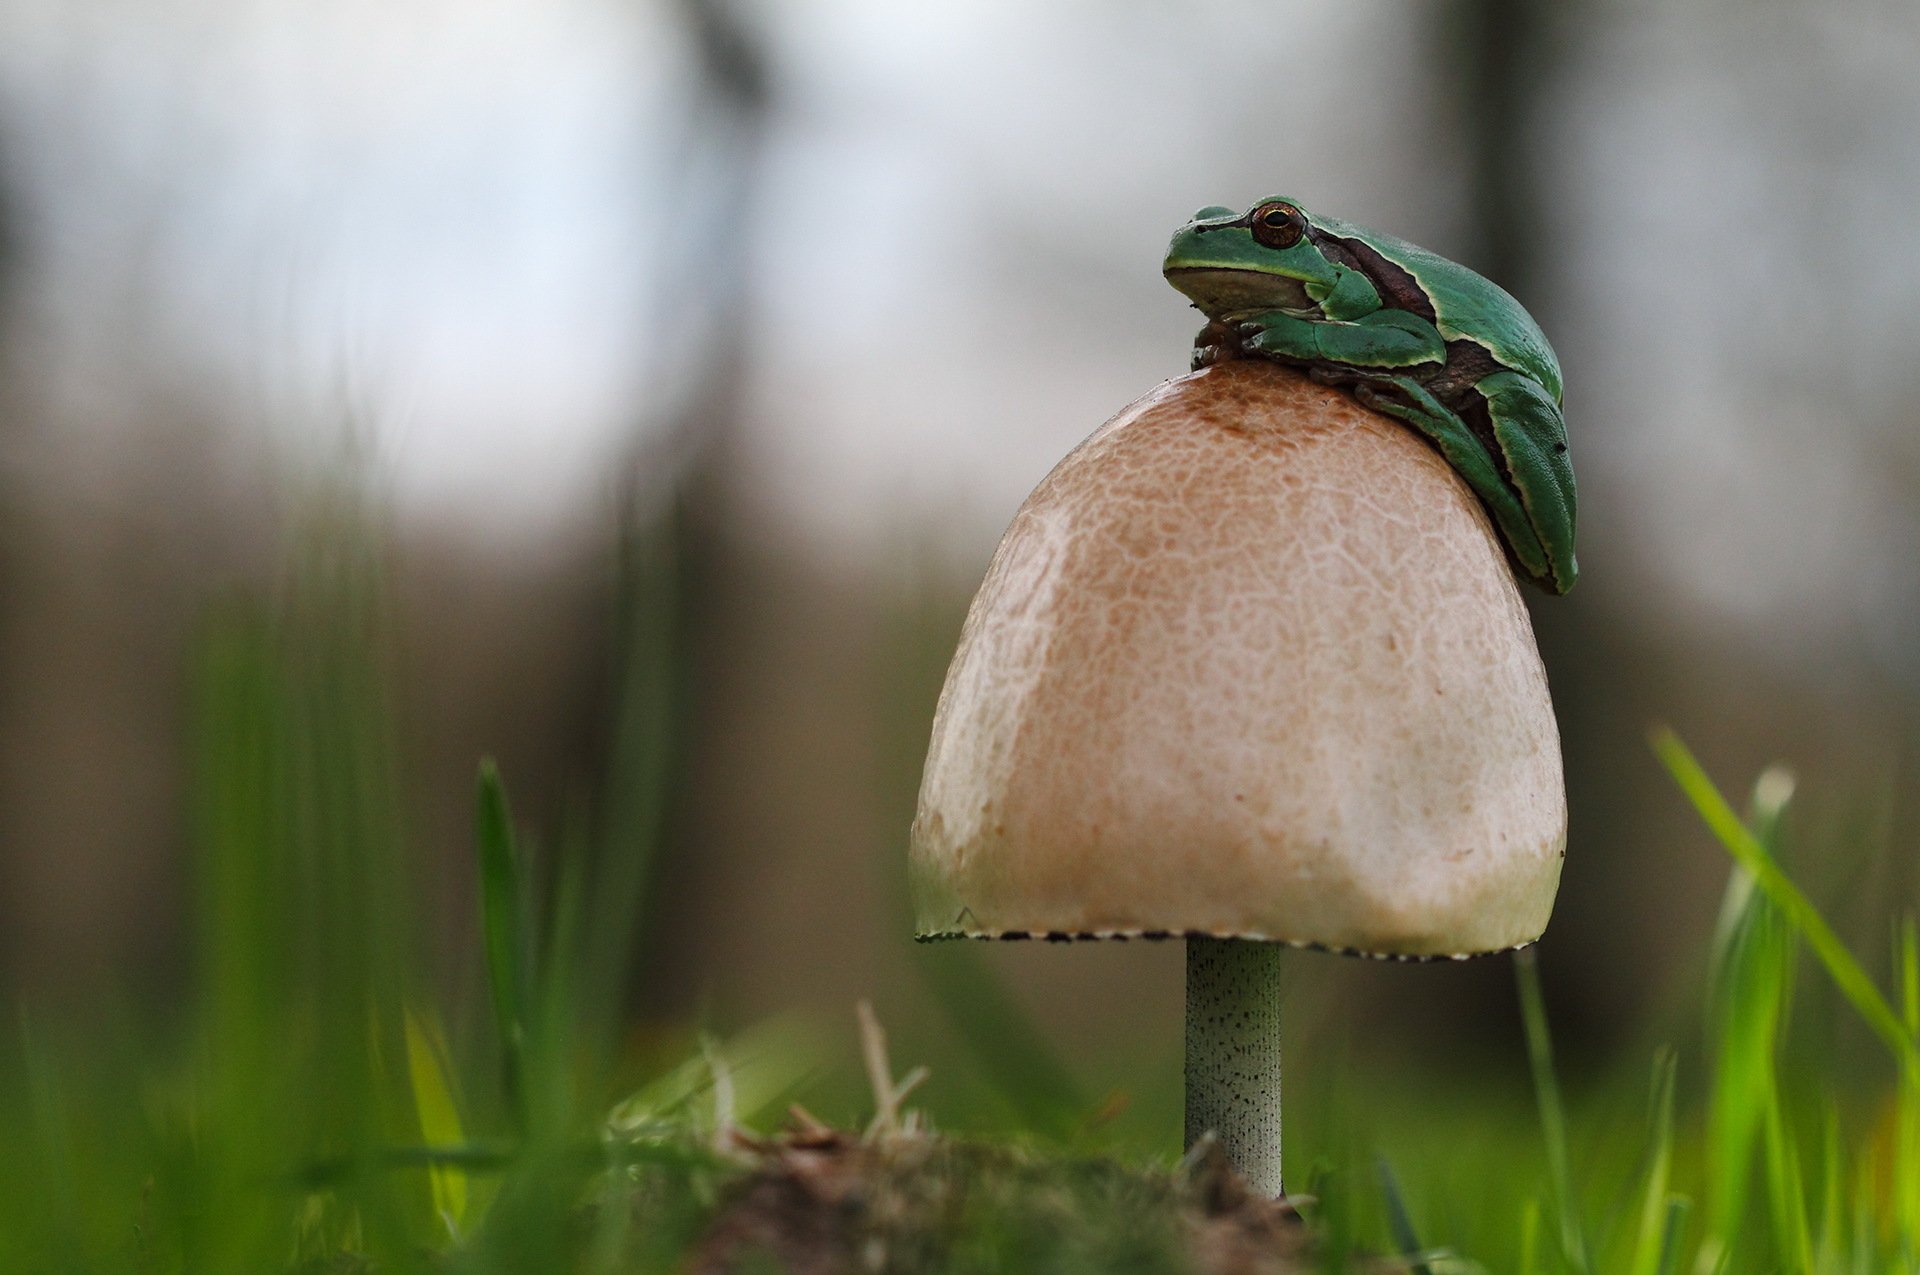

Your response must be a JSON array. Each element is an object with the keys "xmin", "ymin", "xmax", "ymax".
[{"xmin": 910, "ymin": 361, "xmax": 1566, "ymax": 958}]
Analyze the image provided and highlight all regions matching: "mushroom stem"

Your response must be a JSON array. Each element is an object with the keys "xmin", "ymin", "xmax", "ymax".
[{"xmin": 1185, "ymin": 937, "xmax": 1284, "ymax": 1198}]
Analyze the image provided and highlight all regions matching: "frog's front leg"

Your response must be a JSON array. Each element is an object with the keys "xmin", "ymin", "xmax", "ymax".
[
  {"xmin": 1345, "ymin": 374, "xmax": 1557, "ymax": 591},
  {"xmin": 1190, "ymin": 320, "xmax": 1235, "ymax": 371},
  {"xmin": 1236, "ymin": 308, "xmax": 1446, "ymax": 371}
]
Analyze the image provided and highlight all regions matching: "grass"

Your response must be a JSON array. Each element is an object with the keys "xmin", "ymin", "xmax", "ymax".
[{"xmin": 5, "ymin": 519, "xmax": 1920, "ymax": 1270}]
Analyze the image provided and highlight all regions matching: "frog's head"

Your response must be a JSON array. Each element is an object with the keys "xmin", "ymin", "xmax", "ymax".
[{"xmin": 1163, "ymin": 198, "xmax": 1341, "ymax": 319}]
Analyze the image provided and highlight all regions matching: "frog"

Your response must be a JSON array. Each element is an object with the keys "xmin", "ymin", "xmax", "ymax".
[{"xmin": 1162, "ymin": 198, "xmax": 1577, "ymax": 594}]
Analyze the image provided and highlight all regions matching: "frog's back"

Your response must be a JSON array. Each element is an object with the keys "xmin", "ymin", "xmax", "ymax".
[{"xmin": 1318, "ymin": 215, "xmax": 1563, "ymax": 404}]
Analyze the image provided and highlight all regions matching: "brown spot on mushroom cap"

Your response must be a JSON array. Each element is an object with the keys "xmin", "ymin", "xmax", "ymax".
[{"xmin": 909, "ymin": 361, "xmax": 1565, "ymax": 958}]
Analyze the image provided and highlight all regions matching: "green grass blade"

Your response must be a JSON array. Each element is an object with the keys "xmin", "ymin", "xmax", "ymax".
[
  {"xmin": 1761, "ymin": 1089, "xmax": 1812, "ymax": 1269},
  {"xmin": 184, "ymin": 507, "xmax": 431, "ymax": 1265},
  {"xmin": 475, "ymin": 759, "xmax": 530, "ymax": 1128},
  {"xmin": 1654, "ymin": 1196, "xmax": 1690, "ymax": 1275},
  {"xmin": 1851, "ymin": 1177, "xmax": 1878, "ymax": 1275},
  {"xmin": 1627, "ymin": 1051, "xmax": 1677, "ymax": 1275},
  {"xmin": 1651, "ymin": 728, "xmax": 1918, "ymax": 1077},
  {"xmin": 1816, "ymin": 1102, "xmax": 1847, "ymax": 1272},
  {"xmin": 1699, "ymin": 768, "xmax": 1797, "ymax": 1258},
  {"xmin": 607, "ymin": 1014, "xmax": 827, "ymax": 1135},
  {"xmin": 1896, "ymin": 914, "xmax": 1920, "ymax": 1261},
  {"xmin": 525, "ymin": 821, "xmax": 590, "ymax": 1136},
  {"xmin": 1515, "ymin": 948, "xmax": 1590, "ymax": 1273},
  {"xmin": 1700, "ymin": 871, "xmax": 1786, "ymax": 1254},
  {"xmin": 403, "ymin": 1008, "xmax": 470, "ymax": 1237},
  {"xmin": 580, "ymin": 519, "xmax": 679, "ymax": 1049},
  {"xmin": 1377, "ymin": 1157, "xmax": 1434, "ymax": 1275}
]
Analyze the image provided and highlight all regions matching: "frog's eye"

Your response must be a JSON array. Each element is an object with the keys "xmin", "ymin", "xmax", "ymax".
[{"xmin": 1250, "ymin": 203, "xmax": 1305, "ymax": 249}]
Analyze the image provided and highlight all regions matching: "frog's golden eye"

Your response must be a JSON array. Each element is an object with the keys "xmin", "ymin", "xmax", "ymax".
[{"xmin": 1251, "ymin": 203, "xmax": 1304, "ymax": 249}]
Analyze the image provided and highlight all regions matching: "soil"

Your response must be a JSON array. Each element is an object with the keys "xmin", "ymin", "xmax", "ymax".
[{"xmin": 687, "ymin": 1111, "xmax": 1329, "ymax": 1274}]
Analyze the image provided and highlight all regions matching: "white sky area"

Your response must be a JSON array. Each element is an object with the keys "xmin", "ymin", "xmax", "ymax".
[
  {"xmin": 2, "ymin": 0, "xmax": 1919, "ymax": 674},
  {"xmin": 0, "ymin": 0, "xmax": 678, "ymax": 523}
]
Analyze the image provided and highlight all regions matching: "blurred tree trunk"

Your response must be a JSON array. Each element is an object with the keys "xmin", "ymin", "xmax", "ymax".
[
  {"xmin": 0, "ymin": 124, "xmax": 19, "ymax": 435},
  {"xmin": 0, "ymin": 124, "xmax": 21, "ymax": 979},
  {"xmin": 1445, "ymin": 0, "xmax": 1627, "ymax": 1050},
  {"xmin": 586, "ymin": 0, "xmax": 775, "ymax": 1024},
  {"xmin": 1448, "ymin": 0, "xmax": 1723, "ymax": 1057},
  {"xmin": 1450, "ymin": 0, "xmax": 1561, "ymax": 292}
]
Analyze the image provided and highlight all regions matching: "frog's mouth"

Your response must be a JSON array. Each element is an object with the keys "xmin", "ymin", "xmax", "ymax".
[{"xmin": 1163, "ymin": 267, "xmax": 1316, "ymax": 317}]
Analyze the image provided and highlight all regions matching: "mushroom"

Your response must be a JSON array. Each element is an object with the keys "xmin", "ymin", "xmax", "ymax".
[{"xmin": 909, "ymin": 359, "xmax": 1566, "ymax": 1197}]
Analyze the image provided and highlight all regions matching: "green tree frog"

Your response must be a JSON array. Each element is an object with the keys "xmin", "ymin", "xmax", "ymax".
[{"xmin": 1163, "ymin": 198, "xmax": 1577, "ymax": 594}]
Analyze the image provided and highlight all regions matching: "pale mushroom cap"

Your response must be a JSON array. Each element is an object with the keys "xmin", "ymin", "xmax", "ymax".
[{"xmin": 910, "ymin": 361, "xmax": 1566, "ymax": 958}]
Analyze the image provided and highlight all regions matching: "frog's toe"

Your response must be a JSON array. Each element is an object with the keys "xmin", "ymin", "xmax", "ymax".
[{"xmin": 1235, "ymin": 324, "xmax": 1274, "ymax": 354}]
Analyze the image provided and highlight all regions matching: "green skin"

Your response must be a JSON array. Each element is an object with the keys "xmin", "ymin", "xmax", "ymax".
[{"xmin": 1163, "ymin": 198, "xmax": 1577, "ymax": 594}]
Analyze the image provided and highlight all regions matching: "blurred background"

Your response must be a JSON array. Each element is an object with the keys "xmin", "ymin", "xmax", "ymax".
[{"xmin": 2, "ymin": 0, "xmax": 1918, "ymax": 1140}]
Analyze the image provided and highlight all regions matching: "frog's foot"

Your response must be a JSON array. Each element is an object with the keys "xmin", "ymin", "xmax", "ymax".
[
  {"xmin": 1307, "ymin": 364, "xmax": 1376, "ymax": 389},
  {"xmin": 1190, "ymin": 320, "xmax": 1238, "ymax": 370},
  {"xmin": 1230, "ymin": 317, "xmax": 1275, "ymax": 349},
  {"xmin": 1227, "ymin": 317, "xmax": 1313, "ymax": 371},
  {"xmin": 1348, "ymin": 380, "xmax": 1403, "ymax": 411}
]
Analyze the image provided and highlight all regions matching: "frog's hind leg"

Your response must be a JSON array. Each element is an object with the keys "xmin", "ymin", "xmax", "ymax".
[
  {"xmin": 1476, "ymin": 370, "xmax": 1578, "ymax": 592},
  {"xmin": 1348, "ymin": 375, "xmax": 1553, "ymax": 587}
]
